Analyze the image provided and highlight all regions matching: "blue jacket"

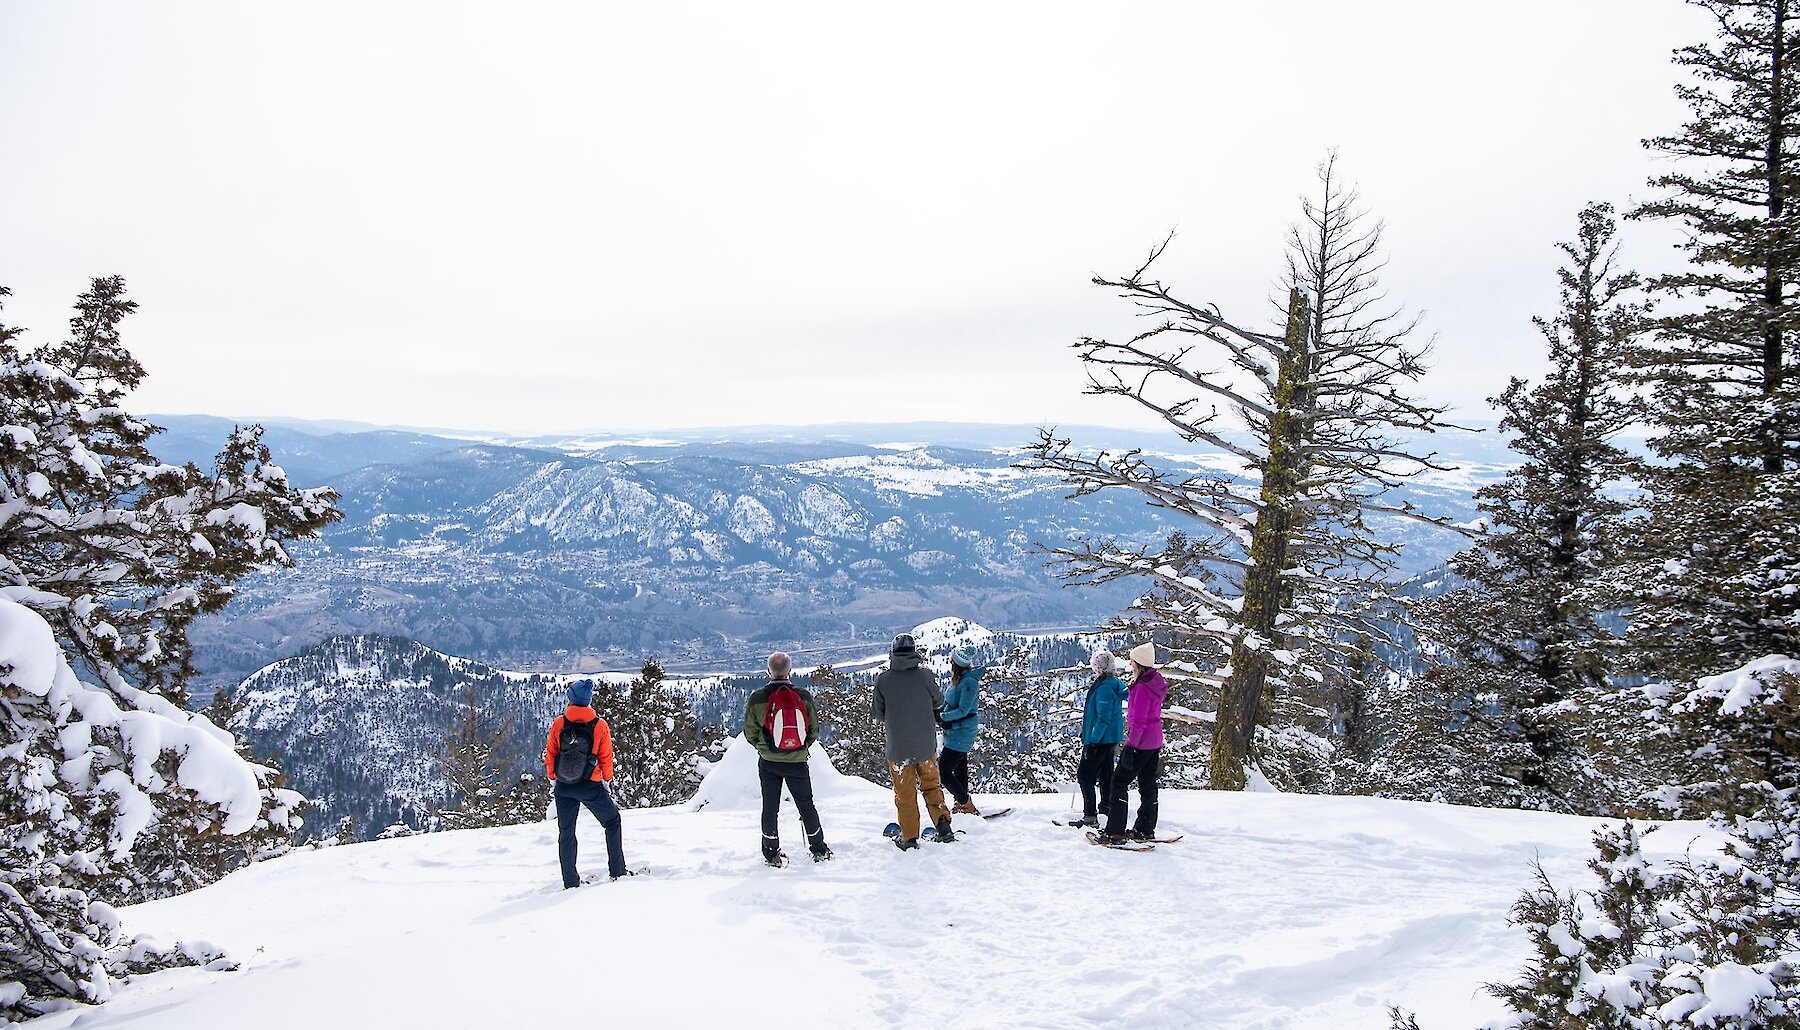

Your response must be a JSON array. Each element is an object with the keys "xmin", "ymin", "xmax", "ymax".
[
  {"xmin": 1081, "ymin": 674, "xmax": 1128, "ymax": 745},
  {"xmin": 939, "ymin": 667, "xmax": 982, "ymax": 752}
]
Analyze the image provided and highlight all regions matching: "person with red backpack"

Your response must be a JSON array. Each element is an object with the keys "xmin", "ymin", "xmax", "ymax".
[
  {"xmin": 545, "ymin": 679, "xmax": 631, "ymax": 887},
  {"xmin": 743, "ymin": 651, "xmax": 831, "ymax": 867}
]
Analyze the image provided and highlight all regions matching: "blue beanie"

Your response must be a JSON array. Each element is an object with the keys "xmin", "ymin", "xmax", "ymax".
[
  {"xmin": 567, "ymin": 679, "xmax": 595, "ymax": 707},
  {"xmin": 949, "ymin": 644, "xmax": 977, "ymax": 669}
]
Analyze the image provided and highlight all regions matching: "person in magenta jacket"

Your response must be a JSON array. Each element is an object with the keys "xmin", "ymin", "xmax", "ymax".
[{"xmin": 1099, "ymin": 642, "xmax": 1168, "ymax": 843}]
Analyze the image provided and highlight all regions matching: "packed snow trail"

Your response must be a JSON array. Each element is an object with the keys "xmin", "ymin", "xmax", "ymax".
[{"xmin": 28, "ymin": 745, "xmax": 1720, "ymax": 1030}]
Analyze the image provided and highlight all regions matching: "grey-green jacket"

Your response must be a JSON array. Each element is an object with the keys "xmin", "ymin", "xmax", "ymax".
[{"xmin": 744, "ymin": 681, "xmax": 818, "ymax": 763}]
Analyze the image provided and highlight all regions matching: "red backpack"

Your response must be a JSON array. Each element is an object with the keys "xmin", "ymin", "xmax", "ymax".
[{"xmin": 762, "ymin": 685, "xmax": 810, "ymax": 753}]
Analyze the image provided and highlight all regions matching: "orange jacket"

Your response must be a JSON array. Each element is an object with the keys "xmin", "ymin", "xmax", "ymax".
[{"xmin": 545, "ymin": 705, "xmax": 615, "ymax": 782}]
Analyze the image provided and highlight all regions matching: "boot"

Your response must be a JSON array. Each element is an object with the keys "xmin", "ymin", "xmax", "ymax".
[
  {"xmin": 934, "ymin": 814, "xmax": 956, "ymax": 843},
  {"xmin": 951, "ymin": 801, "xmax": 981, "ymax": 816},
  {"xmin": 894, "ymin": 836, "xmax": 920, "ymax": 851}
]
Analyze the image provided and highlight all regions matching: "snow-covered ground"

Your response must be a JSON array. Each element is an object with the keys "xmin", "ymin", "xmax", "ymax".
[{"xmin": 34, "ymin": 743, "xmax": 1719, "ymax": 1030}]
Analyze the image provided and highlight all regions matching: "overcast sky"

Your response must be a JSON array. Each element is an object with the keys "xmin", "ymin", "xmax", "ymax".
[{"xmin": 1, "ymin": 2, "xmax": 1704, "ymax": 435}]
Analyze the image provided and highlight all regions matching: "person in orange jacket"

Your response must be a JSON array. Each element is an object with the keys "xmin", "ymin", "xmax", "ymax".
[{"xmin": 545, "ymin": 679, "xmax": 631, "ymax": 886}]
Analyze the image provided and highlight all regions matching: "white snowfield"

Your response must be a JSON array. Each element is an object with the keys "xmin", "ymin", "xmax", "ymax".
[{"xmin": 48, "ymin": 741, "xmax": 1718, "ymax": 1030}]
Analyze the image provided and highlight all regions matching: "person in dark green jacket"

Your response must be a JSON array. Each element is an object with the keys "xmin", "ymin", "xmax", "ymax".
[{"xmin": 743, "ymin": 651, "xmax": 831, "ymax": 866}]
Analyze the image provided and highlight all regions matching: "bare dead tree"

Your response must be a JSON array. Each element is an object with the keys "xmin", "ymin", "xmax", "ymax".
[{"xmin": 1021, "ymin": 156, "xmax": 1466, "ymax": 790}]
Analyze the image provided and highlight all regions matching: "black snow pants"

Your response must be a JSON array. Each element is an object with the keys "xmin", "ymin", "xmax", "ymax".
[
  {"xmin": 1103, "ymin": 745, "xmax": 1161, "ymax": 838},
  {"xmin": 758, "ymin": 758, "xmax": 829, "ymax": 858}
]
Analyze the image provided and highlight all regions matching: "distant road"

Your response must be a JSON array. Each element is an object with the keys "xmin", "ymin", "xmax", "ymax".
[{"xmin": 653, "ymin": 623, "xmax": 1108, "ymax": 678}]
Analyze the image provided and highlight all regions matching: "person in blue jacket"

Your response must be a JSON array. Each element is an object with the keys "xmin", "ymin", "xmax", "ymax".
[
  {"xmin": 938, "ymin": 644, "xmax": 983, "ymax": 815},
  {"xmin": 1074, "ymin": 649, "xmax": 1127, "ymax": 827}
]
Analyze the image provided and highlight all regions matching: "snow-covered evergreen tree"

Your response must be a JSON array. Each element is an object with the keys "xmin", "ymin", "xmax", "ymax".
[
  {"xmin": 1023, "ymin": 157, "xmax": 1460, "ymax": 789},
  {"xmin": 812, "ymin": 664, "xmax": 887, "ymax": 785},
  {"xmin": 601, "ymin": 660, "xmax": 709, "ymax": 807},
  {"xmin": 1, "ymin": 599, "xmax": 244, "ymax": 1019},
  {"xmin": 0, "ymin": 279, "xmax": 338, "ymax": 1019},
  {"xmin": 1407, "ymin": 204, "xmax": 1646, "ymax": 814},
  {"xmin": 433, "ymin": 682, "xmax": 545, "ymax": 830},
  {"xmin": 972, "ymin": 645, "xmax": 1077, "ymax": 793},
  {"xmin": 1624, "ymin": 0, "xmax": 1800, "ymax": 680},
  {"xmin": 0, "ymin": 278, "xmax": 341, "ymax": 706},
  {"xmin": 1482, "ymin": 659, "xmax": 1800, "ymax": 1028}
]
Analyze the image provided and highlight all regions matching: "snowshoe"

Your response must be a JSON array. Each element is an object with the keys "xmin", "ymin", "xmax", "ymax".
[
  {"xmin": 1086, "ymin": 830, "xmax": 1154, "ymax": 852},
  {"xmin": 882, "ymin": 822, "xmax": 902, "ymax": 839},
  {"xmin": 609, "ymin": 869, "xmax": 642, "ymax": 881},
  {"xmin": 980, "ymin": 808, "xmax": 1014, "ymax": 820},
  {"xmin": 811, "ymin": 848, "xmax": 834, "ymax": 863},
  {"xmin": 893, "ymin": 836, "xmax": 920, "ymax": 851},
  {"xmin": 763, "ymin": 851, "xmax": 789, "ymax": 868},
  {"xmin": 1125, "ymin": 829, "xmax": 1183, "ymax": 844}
]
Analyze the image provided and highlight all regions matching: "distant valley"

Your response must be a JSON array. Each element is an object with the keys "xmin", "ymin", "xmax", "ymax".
[{"xmin": 154, "ymin": 416, "xmax": 1509, "ymax": 695}]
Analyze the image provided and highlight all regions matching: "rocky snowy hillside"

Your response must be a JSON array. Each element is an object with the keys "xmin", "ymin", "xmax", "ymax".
[
  {"xmin": 229, "ymin": 636, "xmax": 568, "ymax": 836},
  {"xmin": 92, "ymin": 743, "xmax": 1719, "ymax": 1029},
  {"xmin": 163, "ymin": 416, "xmax": 1505, "ymax": 694}
]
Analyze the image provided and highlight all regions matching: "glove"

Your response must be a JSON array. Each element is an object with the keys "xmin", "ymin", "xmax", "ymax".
[{"xmin": 933, "ymin": 708, "xmax": 946, "ymax": 728}]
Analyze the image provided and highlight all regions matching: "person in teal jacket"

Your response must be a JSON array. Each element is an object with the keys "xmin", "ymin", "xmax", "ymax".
[
  {"xmin": 1074, "ymin": 649, "xmax": 1128, "ymax": 827},
  {"xmin": 938, "ymin": 644, "xmax": 983, "ymax": 815}
]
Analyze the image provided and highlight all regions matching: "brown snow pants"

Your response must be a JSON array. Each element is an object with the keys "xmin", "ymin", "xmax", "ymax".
[{"xmin": 888, "ymin": 757, "xmax": 952, "ymax": 842}]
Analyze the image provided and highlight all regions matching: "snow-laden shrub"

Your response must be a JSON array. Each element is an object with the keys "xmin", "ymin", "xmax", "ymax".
[
  {"xmin": 1475, "ymin": 657, "xmax": 1800, "ymax": 1029},
  {"xmin": 0, "ymin": 600, "xmax": 281, "ymax": 1020}
]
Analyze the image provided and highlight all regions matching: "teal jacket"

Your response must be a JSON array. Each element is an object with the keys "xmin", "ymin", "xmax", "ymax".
[
  {"xmin": 1081, "ymin": 674, "xmax": 1127, "ymax": 745},
  {"xmin": 940, "ymin": 667, "xmax": 982, "ymax": 752}
]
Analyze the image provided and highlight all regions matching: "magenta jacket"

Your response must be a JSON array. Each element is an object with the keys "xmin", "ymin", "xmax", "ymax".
[{"xmin": 1124, "ymin": 667, "xmax": 1168, "ymax": 749}]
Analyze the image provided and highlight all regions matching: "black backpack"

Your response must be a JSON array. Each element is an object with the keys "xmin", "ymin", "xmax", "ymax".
[{"xmin": 554, "ymin": 717, "xmax": 598, "ymax": 783}]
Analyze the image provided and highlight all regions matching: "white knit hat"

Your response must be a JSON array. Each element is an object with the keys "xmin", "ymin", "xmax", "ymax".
[
  {"xmin": 1090, "ymin": 649, "xmax": 1114, "ymax": 675},
  {"xmin": 1129, "ymin": 642, "xmax": 1157, "ymax": 669}
]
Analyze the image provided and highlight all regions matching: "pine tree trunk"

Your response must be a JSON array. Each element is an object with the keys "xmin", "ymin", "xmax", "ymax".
[
  {"xmin": 1767, "ymin": 0, "xmax": 1790, "ymax": 476},
  {"xmin": 1210, "ymin": 289, "xmax": 1311, "ymax": 790}
]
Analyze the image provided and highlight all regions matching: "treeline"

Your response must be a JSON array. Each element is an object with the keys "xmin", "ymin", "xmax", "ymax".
[{"xmin": 1016, "ymin": 2, "xmax": 1800, "ymax": 1025}]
